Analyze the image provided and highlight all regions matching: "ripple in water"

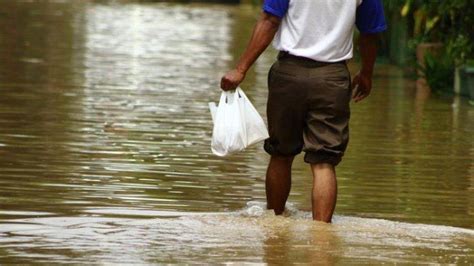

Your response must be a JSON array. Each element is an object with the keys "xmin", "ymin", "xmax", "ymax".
[{"xmin": 0, "ymin": 202, "xmax": 472, "ymax": 264}]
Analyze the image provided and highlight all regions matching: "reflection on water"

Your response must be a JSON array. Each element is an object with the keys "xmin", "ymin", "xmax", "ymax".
[{"xmin": 0, "ymin": 1, "xmax": 473, "ymax": 264}]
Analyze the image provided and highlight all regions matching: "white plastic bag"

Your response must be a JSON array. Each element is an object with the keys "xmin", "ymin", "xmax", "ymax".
[{"xmin": 209, "ymin": 87, "xmax": 269, "ymax": 156}]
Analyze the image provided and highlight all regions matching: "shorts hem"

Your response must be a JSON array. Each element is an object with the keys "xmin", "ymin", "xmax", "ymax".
[
  {"xmin": 304, "ymin": 151, "xmax": 342, "ymax": 166},
  {"xmin": 264, "ymin": 140, "xmax": 302, "ymax": 157}
]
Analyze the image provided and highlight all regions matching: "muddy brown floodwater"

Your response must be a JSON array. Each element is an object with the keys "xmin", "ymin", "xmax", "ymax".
[{"xmin": 0, "ymin": 1, "xmax": 473, "ymax": 264}]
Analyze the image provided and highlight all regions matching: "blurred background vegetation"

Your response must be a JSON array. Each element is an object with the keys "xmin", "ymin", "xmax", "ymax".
[{"xmin": 382, "ymin": 0, "xmax": 473, "ymax": 98}]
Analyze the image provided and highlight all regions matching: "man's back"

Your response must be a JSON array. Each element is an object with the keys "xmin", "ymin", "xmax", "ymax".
[{"xmin": 266, "ymin": 0, "xmax": 386, "ymax": 62}]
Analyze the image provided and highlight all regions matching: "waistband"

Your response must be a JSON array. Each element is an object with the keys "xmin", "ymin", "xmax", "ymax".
[{"xmin": 277, "ymin": 51, "xmax": 346, "ymax": 67}]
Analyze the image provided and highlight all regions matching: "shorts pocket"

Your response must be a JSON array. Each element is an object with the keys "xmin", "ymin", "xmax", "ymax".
[{"xmin": 323, "ymin": 64, "xmax": 351, "ymax": 90}]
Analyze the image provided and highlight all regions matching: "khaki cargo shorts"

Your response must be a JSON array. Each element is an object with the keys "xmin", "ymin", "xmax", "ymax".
[{"xmin": 264, "ymin": 52, "xmax": 352, "ymax": 166}]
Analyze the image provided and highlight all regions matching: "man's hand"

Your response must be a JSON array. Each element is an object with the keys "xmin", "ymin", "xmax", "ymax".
[
  {"xmin": 219, "ymin": 12, "xmax": 281, "ymax": 91},
  {"xmin": 220, "ymin": 69, "xmax": 245, "ymax": 91},
  {"xmin": 351, "ymin": 71, "xmax": 372, "ymax": 103}
]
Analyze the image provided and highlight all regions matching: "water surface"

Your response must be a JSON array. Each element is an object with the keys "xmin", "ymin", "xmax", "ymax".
[{"xmin": 0, "ymin": 1, "xmax": 473, "ymax": 264}]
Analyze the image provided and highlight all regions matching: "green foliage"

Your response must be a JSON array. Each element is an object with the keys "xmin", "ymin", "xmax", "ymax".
[
  {"xmin": 419, "ymin": 52, "xmax": 454, "ymax": 93},
  {"xmin": 392, "ymin": 0, "xmax": 474, "ymax": 63},
  {"xmin": 435, "ymin": 1, "xmax": 474, "ymax": 63},
  {"xmin": 384, "ymin": 0, "xmax": 473, "ymax": 92}
]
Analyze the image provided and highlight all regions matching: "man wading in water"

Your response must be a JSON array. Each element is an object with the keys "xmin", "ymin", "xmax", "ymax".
[{"xmin": 220, "ymin": 0, "xmax": 386, "ymax": 222}]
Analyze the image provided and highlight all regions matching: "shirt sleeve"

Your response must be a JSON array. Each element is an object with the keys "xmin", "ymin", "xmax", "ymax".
[
  {"xmin": 262, "ymin": 0, "xmax": 289, "ymax": 19},
  {"xmin": 356, "ymin": 0, "xmax": 387, "ymax": 34}
]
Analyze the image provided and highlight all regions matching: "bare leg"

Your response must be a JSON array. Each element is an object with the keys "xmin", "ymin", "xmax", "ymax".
[
  {"xmin": 265, "ymin": 155, "xmax": 294, "ymax": 215},
  {"xmin": 311, "ymin": 163, "xmax": 337, "ymax": 223}
]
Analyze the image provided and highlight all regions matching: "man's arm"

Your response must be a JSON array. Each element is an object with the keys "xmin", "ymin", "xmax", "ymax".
[
  {"xmin": 220, "ymin": 12, "xmax": 281, "ymax": 91},
  {"xmin": 352, "ymin": 0, "xmax": 386, "ymax": 102},
  {"xmin": 351, "ymin": 33, "xmax": 379, "ymax": 103}
]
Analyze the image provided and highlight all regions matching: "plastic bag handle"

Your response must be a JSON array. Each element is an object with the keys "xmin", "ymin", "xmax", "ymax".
[{"xmin": 223, "ymin": 89, "xmax": 242, "ymax": 104}]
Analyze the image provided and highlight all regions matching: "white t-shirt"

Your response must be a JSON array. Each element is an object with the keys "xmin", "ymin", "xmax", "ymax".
[{"xmin": 263, "ymin": 0, "xmax": 387, "ymax": 62}]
